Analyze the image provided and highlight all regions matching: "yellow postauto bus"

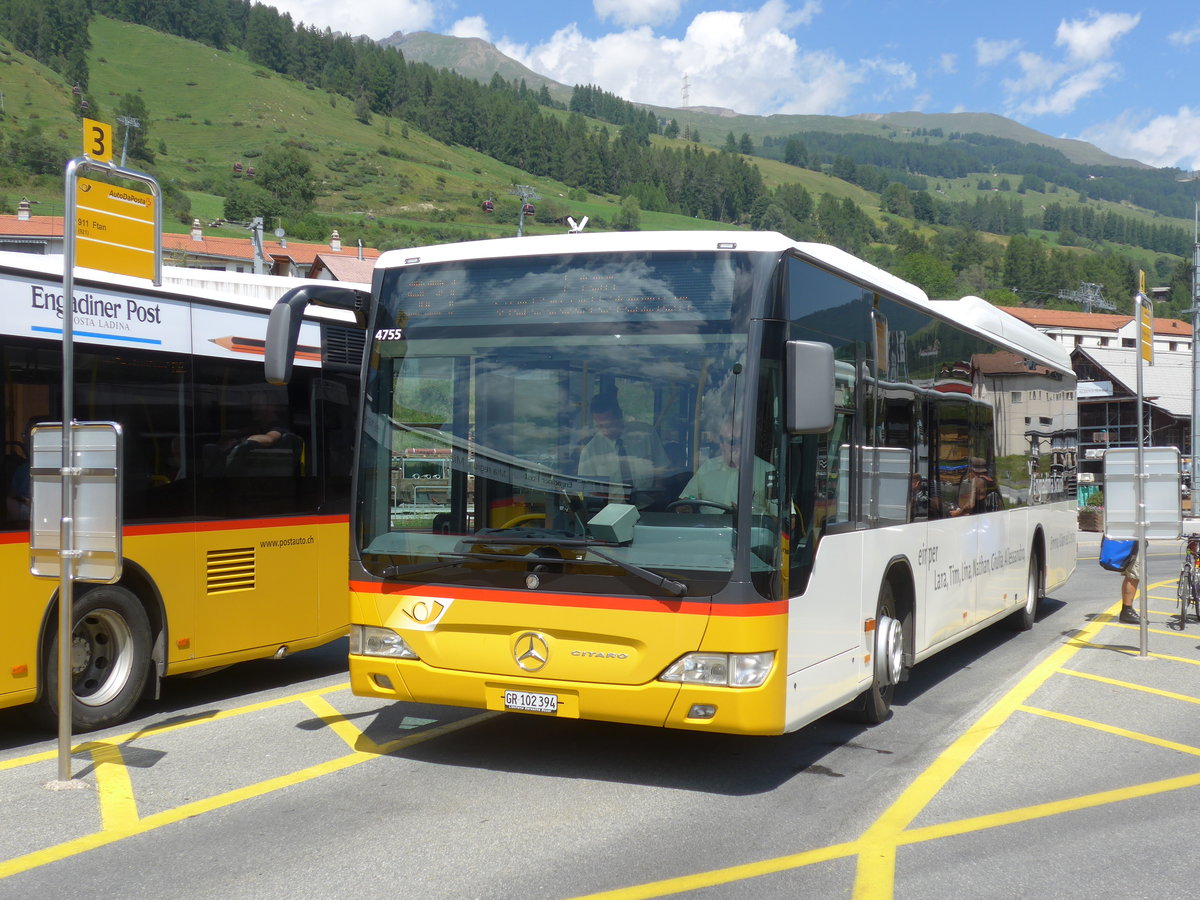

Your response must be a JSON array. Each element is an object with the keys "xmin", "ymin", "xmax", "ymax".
[
  {"xmin": 0, "ymin": 252, "xmax": 364, "ymax": 730},
  {"xmin": 266, "ymin": 231, "xmax": 1077, "ymax": 735}
]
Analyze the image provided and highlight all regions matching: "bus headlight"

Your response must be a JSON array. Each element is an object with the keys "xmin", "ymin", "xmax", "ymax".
[
  {"xmin": 350, "ymin": 625, "xmax": 420, "ymax": 659},
  {"xmin": 659, "ymin": 652, "xmax": 774, "ymax": 688}
]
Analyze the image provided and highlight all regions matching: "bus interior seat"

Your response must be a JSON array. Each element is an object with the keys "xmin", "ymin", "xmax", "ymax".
[{"xmin": 223, "ymin": 433, "xmax": 303, "ymax": 477}]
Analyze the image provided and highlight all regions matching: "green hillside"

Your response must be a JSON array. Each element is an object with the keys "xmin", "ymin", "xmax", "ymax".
[{"xmin": 0, "ymin": 17, "xmax": 720, "ymax": 246}]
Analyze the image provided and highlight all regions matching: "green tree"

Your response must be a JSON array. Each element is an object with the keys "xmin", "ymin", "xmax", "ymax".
[
  {"xmin": 783, "ymin": 137, "xmax": 807, "ymax": 167},
  {"xmin": 354, "ymin": 93, "xmax": 372, "ymax": 125},
  {"xmin": 223, "ymin": 180, "xmax": 279, "ymax": 222},
  {"xmin": 613, "ymin": 195, "xmax": 641, "ymax": 231},
  {"xmin": 893, "ymin": 252, "xmax": 957, "ymax": 298},
  {"xmin": 257, "ymin": 144, "xmax": 316, "ymax": 219},
  {"xmin": 881, "ymin": 182, "xmax": 914, "ymax": 218},
  {"xmin": 739, "ymin": 133, "xmax": 754, "ymax": 155}
]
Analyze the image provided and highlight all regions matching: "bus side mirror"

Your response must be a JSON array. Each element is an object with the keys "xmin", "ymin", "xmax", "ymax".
[
  {"xmin": 787, "ymin": 340, "xmax": 835, "ymax": 433},
  {"xmin": 265, "ymin": 284, "xmax": 370, "ymax": 385},
  {"xmin": 265, "ymin": 300, "xmax": 302, "ymax": 385}
]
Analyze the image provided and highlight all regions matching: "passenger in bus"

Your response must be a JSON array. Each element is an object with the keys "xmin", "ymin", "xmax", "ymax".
[
  {"xmin": 948, "ymin": 458, "xmax": 997, "ymax": 516},
  {"xmin": 676, "ymin": 422, "xmax": 774, "ymax": 514},
  {"xmin": 577, "ymin": 393, "xmax": 669, "ymax": 508},
  {"xmin": 210, "ymin": 401, "xmax": 299, "ymax": 477},
  {"xmin": 5, "ymin": 417, "xmax": 45, "ymax": 521}
]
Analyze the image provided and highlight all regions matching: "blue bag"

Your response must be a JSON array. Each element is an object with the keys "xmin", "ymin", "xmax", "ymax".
[{"xmin": 1099, "ymin": 537, "xmax": 1136, "ymax": 572}]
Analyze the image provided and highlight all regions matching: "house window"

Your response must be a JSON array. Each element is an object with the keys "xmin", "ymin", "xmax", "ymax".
[
  {"xmin": 1010, "ymin": 391, "xmax": 1022, "ymax": 403},
  {"xmin": 1074, "ymin": 336, "xmax": 1083, "ymax": 345},
  {"xmin": 1122, "ymin": 338, "xmax": 1135, "ymax": 348},
  {"xmin": 1100, "ymin": 337, "xmax": 1111, "ymax": 346}
]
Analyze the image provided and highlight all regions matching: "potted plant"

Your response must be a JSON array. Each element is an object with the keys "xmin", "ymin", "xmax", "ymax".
[{"xmin": 1078, "ymin": 489, "xmax": 1104, "ymax": 532}]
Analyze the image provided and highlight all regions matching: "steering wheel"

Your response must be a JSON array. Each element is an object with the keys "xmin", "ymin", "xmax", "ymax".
[{"xmin": 667, "ymin": 498, "xmax": 733, "ymax": 514}]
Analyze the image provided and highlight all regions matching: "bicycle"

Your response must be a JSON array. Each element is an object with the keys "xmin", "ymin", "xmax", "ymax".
[{"xmin": 1172, "ymin": 534, "xmax": 1200, "ymax": 630}]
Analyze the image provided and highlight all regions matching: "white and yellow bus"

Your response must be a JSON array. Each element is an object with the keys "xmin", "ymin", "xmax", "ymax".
[
  {"xmin": 0, "ymin": 251, "xmax": 365, "ymax": 730},
  {"xmin": 267, "ymin": 231, "xmax": 1077, "ymax": 735}
]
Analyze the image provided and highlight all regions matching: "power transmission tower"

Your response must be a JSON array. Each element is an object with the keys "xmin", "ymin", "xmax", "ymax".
[
  {"xmin": 117, "ymin": 115, "xmax": 141, "ymax": 167},
  {"xmin": 510, "ymin": 185, "xmax": 540, "ymax": 237},
  {"xmin": 681, "ymin": 74, "xmax": 690, "ymax": 109},
  {"xmin": 1057, "ymin": 282, "xmax": 1115, "ymax": 313}
]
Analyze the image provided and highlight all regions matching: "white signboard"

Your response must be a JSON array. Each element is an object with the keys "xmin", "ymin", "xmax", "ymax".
[{"xmin": 1103, "ymin": 447, "xmax": 1182, "ymax": 541}]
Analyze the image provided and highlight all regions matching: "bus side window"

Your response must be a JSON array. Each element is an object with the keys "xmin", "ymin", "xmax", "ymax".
[{"xmin": 194, "ymin": 359, "xmax": 316, "ymax": 517}]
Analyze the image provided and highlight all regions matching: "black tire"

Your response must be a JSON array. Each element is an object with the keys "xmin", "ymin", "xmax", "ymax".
[
  {"xmin": 844, "ymin": 581, "xmax": 901, "ymax": 724},
  {"xmin": 1009, "ymin": 553, "xmax": 1041, "ymax": 632},
  {"xmin": 1185, "ymin": 566, "xmax": 1195, "ymax": 624},
  {"xmin": 1175, "ymin": 564, "xmax": 1191, "ymax": 629},
  {"xmin": 36, "ymin": 585, "xmax": 152, "ymax": 732}
]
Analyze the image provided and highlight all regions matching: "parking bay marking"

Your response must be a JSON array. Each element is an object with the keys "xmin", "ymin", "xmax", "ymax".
[
  {"xmin": 0, "ymin": 685, "xmax": 494, "ymax": 881},
  {"xmin": 571, "ymin": 586, "xmax": 1200, "ymax": 900}
]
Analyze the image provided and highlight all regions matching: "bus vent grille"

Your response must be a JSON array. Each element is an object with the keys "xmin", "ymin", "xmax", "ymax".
[
  {"xmin": 323, "ymin": 325, "xmax": 365, "ymax": 366},
  {"xmin": 206, "ymin": 548, "xmax": 256, "ymax": 593}
]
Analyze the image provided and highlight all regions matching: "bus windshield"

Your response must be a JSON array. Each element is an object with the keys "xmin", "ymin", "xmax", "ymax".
[{"xmin": 357, "ymin": 251, "xmax": 781, "ymax": 596}]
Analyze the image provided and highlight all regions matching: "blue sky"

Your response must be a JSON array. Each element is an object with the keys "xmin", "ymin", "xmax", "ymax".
[{"xmin": 265, "ymin": 0, "xmax": 1200, "ymax": 171}]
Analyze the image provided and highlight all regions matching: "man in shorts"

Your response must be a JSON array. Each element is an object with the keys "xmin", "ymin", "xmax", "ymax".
[{"xmin": 1119, "ymin": 543, "xmax": 1141, "ymax": 624}]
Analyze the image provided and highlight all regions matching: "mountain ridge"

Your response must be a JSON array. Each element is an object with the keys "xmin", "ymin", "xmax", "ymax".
[{"xmin": 386, "ymin": 31, "xmax": 1146, "ymax": 170}]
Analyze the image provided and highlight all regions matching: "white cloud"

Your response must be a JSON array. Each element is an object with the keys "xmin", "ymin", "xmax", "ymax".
[
  {"xmin": 266, "ymin": 0, "xmax": 435, "ymax": 39},
  {"xmin": 1080, "ymin": 107, "xmax": 1200, "ymax": 171},
  {"xmin": 1169, "ymin": 25, "xmax": 1200, "ymax": 47},
  {"xmin": 1055, "ymin": 11, "xmax": 1139, "ymax": 63},
  {"xmin": 449, "ymin": 16, "xmax": 491, "ymax": 41},
  {"xmin": 939, "ymin": 53, "xmax": 957, "ymax": 75},
  {"xmin": 975, "ymin": 38, "xmax": 1020, "ymax": 66},
  {"xmin": 499, "ymin": 1, "xmax": 896, "ymax": 117},
  {"xmin": 993, "ymin": 11, "xmax": 1138, "ymax": 120},
  {"xmin": 1016, "ymin": 62, "xmax": 1117, "ymax": 117},
  {"xmin": 594, "ymin": 0, "xmax": 684, "ymax": 28}
]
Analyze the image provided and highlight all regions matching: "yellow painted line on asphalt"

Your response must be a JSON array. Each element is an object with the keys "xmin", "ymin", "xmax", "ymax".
[
  {"xmin": 86, "ymin": 742, "xmax": 140, "ymax": 831},
  {"xmin": 847, "ymin": 596, "xmax": 1135, "ymax": 900},
  {"xmin": 300, "ymin": 693, "xmax": 500, "ymax": 755},
  {"xmin": 1107, "ymin": 621, "xmax": 1200, "ymax": 639},
  {"xmin": 575, "ymin": 595, "xmax": 1156, "ymax": 900},
  {"xmin": 0, "ymin": 686, "xmax": 494, "ymax": 881},
  {"xmin": 0, "ymin": 682, "xmax": 354, "ymax": 774},
  {"xmin": 1018, "ymin": 705, "xmax": 1200, "ymax": 756},
  {"xmin": 570, "ymin": 769, "xmax": 1200, "ymax": 900},
  {"xmin": 893, "ymin": 771, "xmax": 1200, "ymax": 847},
  {"xmin": 1058, "ymin": 668, "xmax": 1200, "ymax": 704},
  {"xmin": 571, "ymin": 839, "xmax": 864, "ymax": 899},
  {"xmin": 1071, "ymin": 640, "xmax": 1200, "ymax": 666}
]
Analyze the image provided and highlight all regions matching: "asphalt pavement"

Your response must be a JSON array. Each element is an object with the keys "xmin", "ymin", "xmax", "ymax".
[{"xmin": 1, "ymin": 531, "xmax": 1199, "ymax": 898}]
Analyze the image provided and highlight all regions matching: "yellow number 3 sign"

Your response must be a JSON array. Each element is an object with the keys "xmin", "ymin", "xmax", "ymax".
[{"xmin": 82, "ymin": 117, "xmax": 113, "ymax": 163}]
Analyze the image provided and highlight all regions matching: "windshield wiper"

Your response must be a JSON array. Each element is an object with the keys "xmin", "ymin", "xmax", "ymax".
[
  {"xmin": 460, "ymin": 534, "xmax": 687, "ymax": 597},
  {"xmin": 380, "ymin": 548, "xmax": 559, "ymax": 579}
]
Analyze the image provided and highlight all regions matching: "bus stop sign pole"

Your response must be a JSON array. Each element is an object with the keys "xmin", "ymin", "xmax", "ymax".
[{"xmin": 49, "ymin": 143, "xmax": 160, "ymax": 784}]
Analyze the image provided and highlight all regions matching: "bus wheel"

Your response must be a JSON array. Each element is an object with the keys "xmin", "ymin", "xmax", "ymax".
[
  {"xmin": 845, "ymin": 581, "xmax": 902, "ymax": 724},
  {"xmin": 1008, "ymin": 553, "xmax": 1041, "ymax": 632},
  {"xmin": 38, "ymin": 586, "xmax": 152, "ymax": 732}
]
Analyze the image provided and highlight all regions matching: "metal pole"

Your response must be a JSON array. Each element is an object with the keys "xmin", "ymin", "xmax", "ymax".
[
  {"xmin": 57, "ymin": 160, "xmax": 81, "ymax": 780},
  {"xmin": 1192, "ymin": 199, "xmax": 1200, "ymax": 484},
  {"xmin": 1180, "ymin": 176, "xmax": 1200, "ymax": 495},
  {"xmin": 1136, "ymin": 293, "xmax": 1149, "ymax": 656}
]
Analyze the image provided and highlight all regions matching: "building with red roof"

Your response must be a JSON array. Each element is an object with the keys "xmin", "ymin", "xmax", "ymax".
[{"xmin": 0, "ymin": 201, "xmax": 379, "ymax": 279}]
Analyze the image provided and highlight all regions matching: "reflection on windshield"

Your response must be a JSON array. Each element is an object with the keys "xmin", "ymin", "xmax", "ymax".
[{"xmin": 358, "ymin": 331, "xmax": 781, "ymax": 593}]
